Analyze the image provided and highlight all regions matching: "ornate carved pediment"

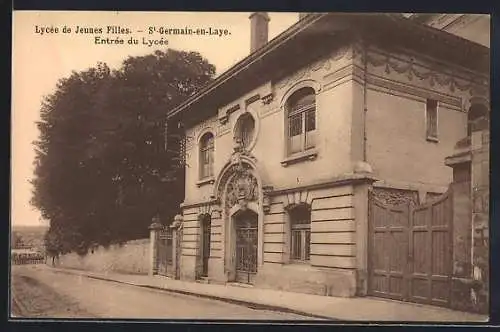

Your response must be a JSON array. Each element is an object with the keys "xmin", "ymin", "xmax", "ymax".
[
  {"xmin": 220, "ymin": 141, "xmax": 259, "ymax": 210},
  {"xmin": 225, "ymin": 169, "xmax": 258, "ymax": 210}
]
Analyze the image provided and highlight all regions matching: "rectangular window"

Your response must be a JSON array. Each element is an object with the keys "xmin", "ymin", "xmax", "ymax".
[
  {"xmin": 200, "ymin": 140, "xmax": 214, "ymax": 178},
  {"xmin": 291, "ymin": 229, "xmax": 302, "ymax": 260},
  {"xmin": 291, "ymin": 223, "xmax": 311, "ymax": 262},
  {"xmin": 426, "ymin": 99, "xmax": 438, "ymax": 140},
  {"xmin": 288, "ymin": 108, "xmax": 316, "ymax": 154}
]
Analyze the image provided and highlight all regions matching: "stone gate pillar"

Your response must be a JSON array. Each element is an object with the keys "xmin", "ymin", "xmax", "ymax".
[
  {"xmin": 170, "ymin": 214, "xmax": 183, "ymax": 280},
  {"xmin": 470, "ymin": 117, "xmax": 489, "ymax": 313},
  {"xmin": 148, "ymin": 219, "xmax": 164, "ymax": 276},
  {"xmin": 445, "ymin": 114, "xmax": 489, "ymax": 313}
]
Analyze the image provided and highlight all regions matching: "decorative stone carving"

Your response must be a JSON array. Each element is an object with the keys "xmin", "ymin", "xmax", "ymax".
[
  {"xmin": 245, "ymin": 94, "xmax": 260, "ymax": 106},
  {"xmin": 262, "ymin": 185, "xmax": 274, "ymax": 213},
  {"xmin": 350, "ymin": 42, "xmax": 365, "ymax": 63},
  {"xmin": 365, "ymin": 51, "xmax": 489, "ymax": 95},
  {"xmin": 225, "ymin": 164, "xmax": 258, "ymax": 210},
  {"xmin": 184, "ymin": 132, "xmax": 195, "ymax": 151},
  {"xmin": 216, "ymin": 140, "xmax": 260, "ymax": 212},
  {"xmin": 372, "ymin": 188, "xmax": 419, "ymax": 206},
  {"xmin": 261, "ymin": 93, "xmax": 274, "ymax": 105},
  {"xmin": 211, "ymin": 207, "xmax": 223, "ymax": 220},
  {"xmin": 171, "ymin": 214, "xmax": 183, "ymax": 228},
  {"xmin": 219, "ymin": 104, "xmax": 240, "ymax": 125}
]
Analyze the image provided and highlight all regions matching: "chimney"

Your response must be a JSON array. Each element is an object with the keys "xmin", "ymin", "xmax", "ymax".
[{"xmin": 249, "ymin": 12, "xmax": 270, "ymax": 53}]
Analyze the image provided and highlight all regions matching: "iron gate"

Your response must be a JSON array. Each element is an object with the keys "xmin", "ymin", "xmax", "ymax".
[
  {"xmin": 235, "ymin": 216, "xmax": 258, "ymax": 284},
  {"xmin": 368, "ymin": 189, "xmax": 453, "ymax": 307},
  {"xmin": 157, "ymin": 228, "xmax": 173, "ymax": 277},
  {"xmin": 175, "ymin": 227, "xmax": 182, "ymax": 279},
  {"xmin": 201, "ymin": 218, "xmax": 211, "ymax": 277}
]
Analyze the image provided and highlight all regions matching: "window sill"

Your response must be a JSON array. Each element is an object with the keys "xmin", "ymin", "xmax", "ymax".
[
  {"xmin": 281, "ymin": 149, "xmax": 318, "ymax": 167},
  {"xmin": 196, "ymin": 177, "xmax": 215, "ymax": 187},
  {"xmin": 426, "ymin": 136, "xmax": 439, "ymax": 143}
]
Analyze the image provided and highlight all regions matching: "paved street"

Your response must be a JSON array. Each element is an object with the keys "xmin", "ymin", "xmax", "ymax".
[{"xmin": 11, "ymin": 265, "xmax": 316, "ymax": 320}]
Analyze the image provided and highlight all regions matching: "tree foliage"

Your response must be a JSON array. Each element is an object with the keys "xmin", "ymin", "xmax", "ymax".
[{"xmin": 31, "ymin": 49, "xmax": 215, "ymax": 255}]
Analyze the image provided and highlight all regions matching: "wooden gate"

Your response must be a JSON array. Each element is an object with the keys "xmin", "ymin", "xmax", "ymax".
[
  {"xmin": 235, "ymin": 211, "xmax": 258, "ymax": 284},
  {"xmin": 368, "ymin": 189, "xmax": 453, "ymax": 307}
]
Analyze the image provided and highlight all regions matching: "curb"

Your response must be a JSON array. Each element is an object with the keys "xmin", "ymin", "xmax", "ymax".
[{"xmin": 51, "ymin": 268, "xmax": 333, "ymax": 320}]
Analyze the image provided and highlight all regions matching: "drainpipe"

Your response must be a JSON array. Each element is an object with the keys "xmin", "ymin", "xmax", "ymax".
[{"xmin": 362, "ymin": 39, "xmax": 368, "ymax": 162}]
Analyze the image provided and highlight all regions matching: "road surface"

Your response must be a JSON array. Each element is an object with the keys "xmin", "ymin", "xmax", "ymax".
[{"xmin": 11, "ymin": 265, "xmax": 317, "ymax": 320}]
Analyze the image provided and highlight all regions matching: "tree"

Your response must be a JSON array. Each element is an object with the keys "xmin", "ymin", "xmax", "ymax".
[
  {"xmin": 31, "ymin": 49, "xmax": 215, "ymax": 255},
  {"xmin": 12, "ymin": 233, "xmax": 24, "ymax": 249}
]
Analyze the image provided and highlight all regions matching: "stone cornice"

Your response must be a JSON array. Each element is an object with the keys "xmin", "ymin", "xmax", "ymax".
[
  {"xmin": 445, "ymin": 151, "xmax": 472, "ymax": 167},
  {"xmin": 180, "ymin": 198, "xmax": 220, "ymax": 211},
  {"xmin": 269, "ymin": 173, "xmax": 378, "ymax": 197},
  {"xmin": 365, "ymin": 73, "xmax": 463, "ymax": 110}
]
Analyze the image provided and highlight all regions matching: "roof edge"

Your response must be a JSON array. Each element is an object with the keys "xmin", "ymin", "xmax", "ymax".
[
  {"xmin": 166, "ymin": 13, "xmax": 328, "ymax": 119},
  {"xmin": 167, "ymin": 13, "xmax": 489, "ymax": 121}
]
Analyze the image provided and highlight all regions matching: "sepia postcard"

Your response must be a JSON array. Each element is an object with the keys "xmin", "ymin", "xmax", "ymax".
[{"xmin": 10, "ymin": 11, "xmax": 490, "ymax": 323}]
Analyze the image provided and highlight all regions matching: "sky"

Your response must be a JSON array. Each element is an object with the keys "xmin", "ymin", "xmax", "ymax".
[{"xmin": 11, "ymin": 11, "xmax": 299, "ymax": 227}]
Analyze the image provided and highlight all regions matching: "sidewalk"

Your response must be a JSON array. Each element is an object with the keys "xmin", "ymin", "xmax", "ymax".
[{"xmin": 45, "ymin": 266, "xmax": 488, "ymax": 322}]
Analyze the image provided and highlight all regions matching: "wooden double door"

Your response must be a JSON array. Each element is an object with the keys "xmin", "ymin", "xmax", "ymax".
[{"xmin": 368, "ymin": 190, "xmax": 453, "ymax": 307}]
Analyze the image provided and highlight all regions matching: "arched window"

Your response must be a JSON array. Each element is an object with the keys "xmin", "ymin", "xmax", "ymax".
[
  {"xmin": 234, "ymin": 113, "xmax": 256, "ymax": 149},
  {"xmin": 289, "ymin": 204, "xmax": 311, "ymax": 262},
  {"xmin": 199, "ymin": 132, "xmax": 214, "ymax": 179},
  {"xmin": 286, "ymin": 87, "xmax": 316, "ymax": 155}
]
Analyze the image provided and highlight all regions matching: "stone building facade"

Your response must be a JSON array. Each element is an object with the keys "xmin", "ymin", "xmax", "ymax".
[{"xmin": 159, "ymin": 13, "xmax": 489, "ymax": 309}]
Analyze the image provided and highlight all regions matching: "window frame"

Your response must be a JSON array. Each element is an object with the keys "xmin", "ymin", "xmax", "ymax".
[
  {"xmin": 199, "ymin": 132, "xmax": 215, "ymax": 180},
  {"xmin": 234, "ymin": 112, "xmax": 256, "ymax": 150},
  {"xmin": 426, "ymin": 98, "xmax": 439, "ymax": 142},
  {"xmin": 286, "ymin": 88, "xmax": 317, "ymax": 155},
  {"xmin": 288, "ymin": 205, "xmax": 312, "ymax": 264}
]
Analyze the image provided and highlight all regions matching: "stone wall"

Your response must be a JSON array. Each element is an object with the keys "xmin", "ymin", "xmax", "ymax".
[{"xmin": 53, "ymin": 239, "xmax": 150, "ymax": 275}]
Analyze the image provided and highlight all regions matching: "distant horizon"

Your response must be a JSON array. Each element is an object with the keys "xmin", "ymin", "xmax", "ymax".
[{"xmin": 12, "ymin": 224, "xmax": 49, "ymax": 230}]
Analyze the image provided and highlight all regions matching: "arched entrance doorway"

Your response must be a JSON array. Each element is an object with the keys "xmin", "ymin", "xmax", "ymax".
[{"xmin": 233, "ymin": 209, "xmax": 258, "ymax": 284}]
